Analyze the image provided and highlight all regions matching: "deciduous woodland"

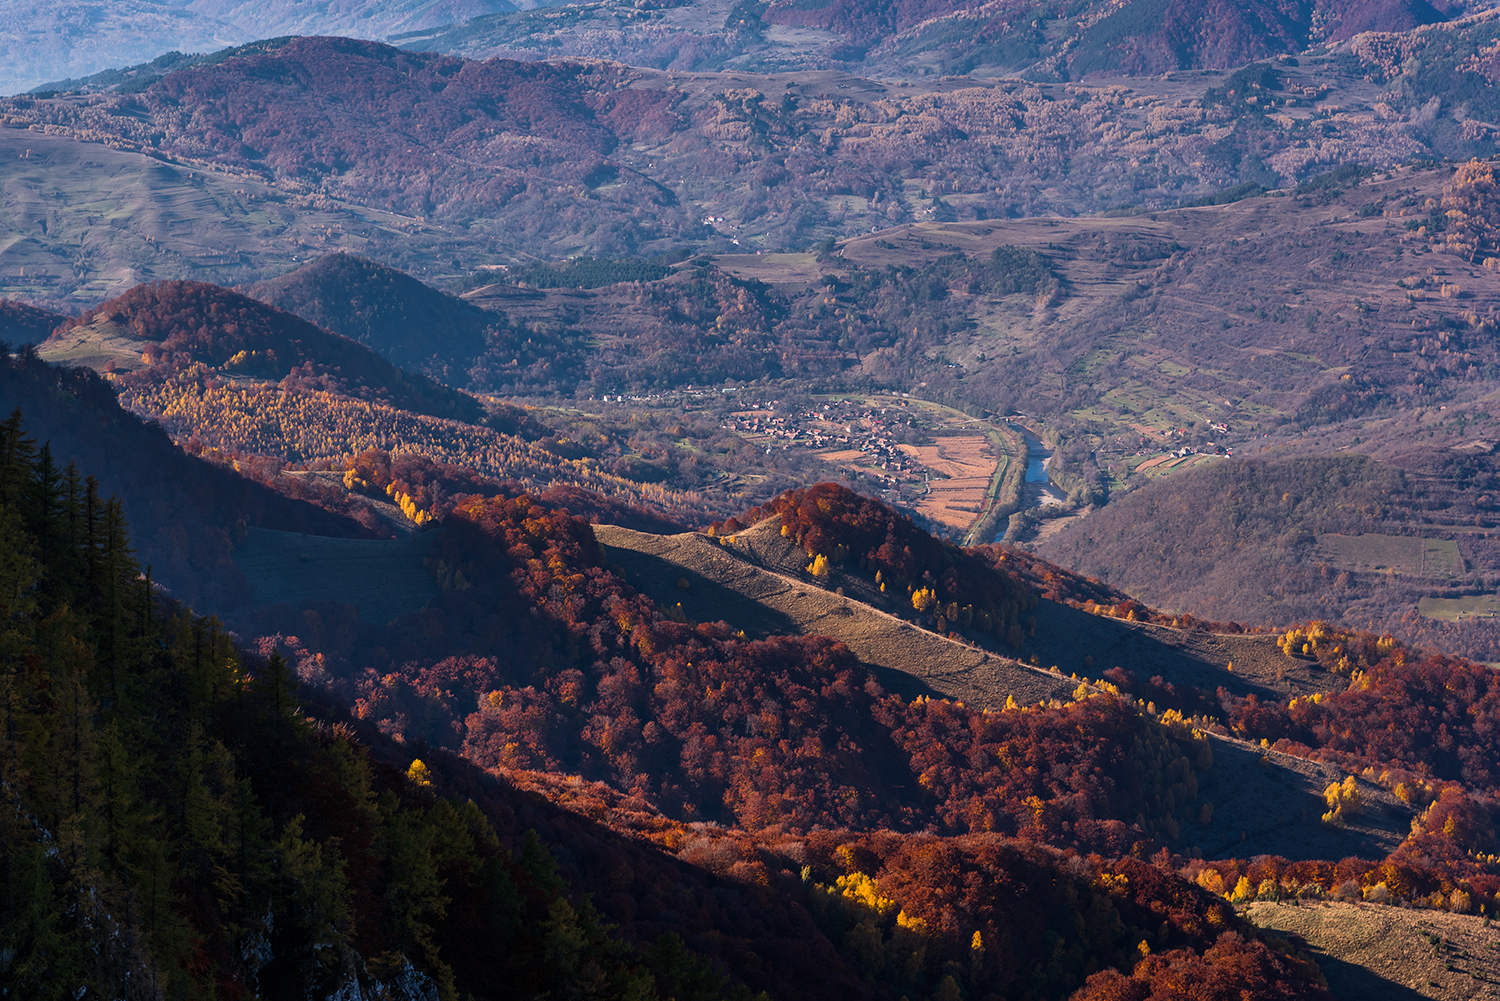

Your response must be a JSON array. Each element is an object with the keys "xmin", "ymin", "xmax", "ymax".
[
  {"xmin": 11, "ymin": 7, "xmax": 1500, "ymax": 999},
  {"xmin": 4, "ymin": 327, "xmax": 1500, "ymax": 997},
  {"xmin": 0, "ymin": 410, "xmax": 1344, "ymax": 1001}
]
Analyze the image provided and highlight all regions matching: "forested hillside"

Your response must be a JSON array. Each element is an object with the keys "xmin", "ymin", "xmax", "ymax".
[
  {"xmin": 1038, "ymin": 451, "xmax": 1500, "ymax": 660},
  {"xmin": 242, "ymin": 252, "xmax": 501, "ymax": 382},
  {"xmin": 10, "ymin": 7, "xmax": 1500, "ymax": 997},
  {"xmin": 0, "ymin": 299, "xmax": 65, "ymax": 343},
  {"xmin": 52, "ymin": 281, "xmax": 483, "ymax": 423},
  {"xmin": 0, "ymin": 411, "xmax": 1346, "ymax": 1001},
  {"xmin": 0, "ymin": 346, "xmax": 370, "ymax": 610}
]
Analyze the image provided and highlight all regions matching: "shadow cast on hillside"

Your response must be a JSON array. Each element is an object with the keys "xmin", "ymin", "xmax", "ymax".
[
  {"xmin": 606, "ymin": 546, "xmax": 802, "ymax": 639},
  {"xmin": 1025, "ymin": 599, "xmax": 1289, "ymax": 701},
  {"xmin": 605, "ymin": 545, "xmax": 950, "ymax": 704},
  {"xmin": 1310, "ymin": 953, "xmax": 1432, "ymax": 1001},
  {"xmin": 1198, "ymin": 738, "xmax": 1408, "ymax": 862}
]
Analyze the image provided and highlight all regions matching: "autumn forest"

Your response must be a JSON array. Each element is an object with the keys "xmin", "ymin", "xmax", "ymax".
[{"xmin": 8, "ymin": 4, "xmax": 1500, "ymax": 1000}]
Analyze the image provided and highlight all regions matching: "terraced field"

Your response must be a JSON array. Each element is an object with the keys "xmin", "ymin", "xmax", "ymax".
[
  {"xmin": 1416, "ymin": 593, "xmax": 1500, "ymax": 623},
  {"xmin": 1320, "ymin": 534, "xmax": 1465, "ymax": 578}
]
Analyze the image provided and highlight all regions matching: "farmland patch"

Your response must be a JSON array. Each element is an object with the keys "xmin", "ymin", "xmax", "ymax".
[{"xmin": 1319, "ymin": 534, "xmax": 1464, "ymax": 578}]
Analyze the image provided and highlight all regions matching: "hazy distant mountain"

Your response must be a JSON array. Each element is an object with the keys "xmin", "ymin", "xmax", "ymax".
[
  {"xmin": 393, "ymin": 0, "xmax": 1466, "ymax": 80},
  {"xmin": 2, "ymin": 0, "xmax": 517, "ymax": 94},
  {"xmin": 766, "ymin": 0, "xmax": 1461, "ymax": 77}
]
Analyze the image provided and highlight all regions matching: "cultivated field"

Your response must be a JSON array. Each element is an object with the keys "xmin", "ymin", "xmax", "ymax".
[
  {"xmin": 1416, "ymin": 593, "xmax": 1500, "ymax": 622},
  {"xmin": 709, "ymin": 252, "xmax": 823, "ymax": 291},
  {"xmin": 1246, "ymin": 900, "xmax": 1500, "ymax": 1001},
  {"xmin": 899, "ymin": 434, "xmax": 998, "ymax": 531},
  {"xmin": 1320, "ymin": 534, "xmax": 1465, "ymax": 578},
  {"xmin": 234, "ymin": 527, "xmax": 441, "ymax": 624}
]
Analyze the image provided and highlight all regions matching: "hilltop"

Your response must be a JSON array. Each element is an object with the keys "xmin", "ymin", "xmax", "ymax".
[
  {"xmin": 242, "ymin": 252, "xmax": 500, "ymax": 380},
  {"xmin": 395, "ymin": 0, "xmax": 1462, "ymax": 81},
  {"xmin": 0, "ymin": 2, "xmax": 517, "ymax": 94},
  {"xmin": 41, "ymin": 280, "xmax": 483, "ymax": 422}
]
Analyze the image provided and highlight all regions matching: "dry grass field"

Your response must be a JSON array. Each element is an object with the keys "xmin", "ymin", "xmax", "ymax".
[
  {"xmin": 1319, "ymin": 534, "xmax": 1465, "ymax": 578},
  {"xmin": 38, "ymin": 316, "xmax": 149, "ymax": 372},
  {"xmin": 595, "ymin": 520, "xmax": 1075, "ymax": 708},
  {"xmin": 1416, "ymin": 593, "xmax": 1500, "ymax": 622},
  {"xmin": 1246, "ymin": 900, "xmax": 1500, "ymax": 1001},
  {"xmin": 899, "ymin": 434, "xmax": 998, "ymax": 531}
]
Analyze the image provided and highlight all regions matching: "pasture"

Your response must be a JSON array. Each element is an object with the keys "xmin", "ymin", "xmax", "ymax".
[
  {"xmin": 1320, "ymin": 534, "xmax": 1464, "ymax": 578},
  {"xmin": 1416, "ymin": 594, "xmax": 1500, "ymax": 622}
]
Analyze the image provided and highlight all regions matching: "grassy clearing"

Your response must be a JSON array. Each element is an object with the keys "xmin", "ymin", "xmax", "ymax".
[
  {"xmin": 1246, "ymin": 901, "xmax": 1500, "ymax": 1001},
  {"xmin": 1320, "ymin": 534, "xmax": 1464, "ymax": 577},
  {"xmin": 1416, "ymin": 594, "xmax": 1500, "ymax": 622},
  {"xmin": 596, "ymin": 519, "xmax": 1073, "ymax": 708},
  {"xmin": 707, "ymin": 252, "xmax": 822, "ymax": 289}
]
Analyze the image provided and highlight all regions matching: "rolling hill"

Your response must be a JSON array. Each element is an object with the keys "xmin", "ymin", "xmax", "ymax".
[
  {"xmin": 14, "ymin": 31, "xmax": 1500, "ymax": 286},
  {"xmin": 241, "ymin": 252, "xmax": 500, "ymax": 379},
  {"xmin": 41, "ymin": 279, "xmax": 483, "ymax": 421},
  {"xmin": 394, "ymin": 0, "xmax": 1465, "ymax": 81},
  {"xmin": 1036, "ymin": 448, "xmax": 1500, "ymax": 661}
]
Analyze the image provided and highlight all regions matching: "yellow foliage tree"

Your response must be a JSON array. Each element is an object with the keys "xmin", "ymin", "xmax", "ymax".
[
  {"xmin": 1322, "ymin": 775, "xmax": 1361, "ymax": 825},
  {"xmin": 807, "ymin": 553, "xmax": 831, "ymax": 577},
  {"xmin": 1443, "ymin": 159, "xmax": 1500, "ymax": 263}
]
